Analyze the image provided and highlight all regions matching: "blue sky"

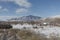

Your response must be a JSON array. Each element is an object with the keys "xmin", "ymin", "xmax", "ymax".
[
  {"xmin": 0, "ymin": 0, "xmax": 60, "ymax": 20},
  {"xmin": 30, "ymin": 0, "xmax": 60, "ymax": 17}
]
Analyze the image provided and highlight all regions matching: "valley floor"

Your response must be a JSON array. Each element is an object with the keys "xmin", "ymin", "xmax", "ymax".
[
  {"xmin": 0, "ymin": 24, "xmax": 60, "ymax": 40},
  {"xmin": 12, "ymin": 24, "xmax": 60, "ymax": 38}
]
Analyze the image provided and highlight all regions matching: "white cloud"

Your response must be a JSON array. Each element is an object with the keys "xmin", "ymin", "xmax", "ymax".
[
  {"xmin": 0, "ymin": 16, "xmax": 20, "ymax": 21},
  {"xmin": 0, "ymin": 0, "xmax": 32, "ymax": 14},
  {"xmin": 0, "ymin": 0, "xmax": 13, "ymax": 2},
  {"xmin": 2, "ymin": 8, "xmax": 8, "ymax": 12},
  {"xmin": 0, "ymin": 0, "xmax": 31, "ymax": 8},
  {"xmin": 16, "ymin": 8, "xmax": 28, "ymax": 14},
  {"xmin": 0, "ymin": 8, "xmax": 8, "ymax": 12},
  {"xmin": 0, "ymin": 6, "xmax": 8, "ymax": 13},
  {"xmin": 15, "ymin": 0, "xmax": 31, "ymax": 8},
  {"xmin": 15, "ymin": 0, "xmax": 31, "ymax": 14},
  {"xmin": 0, "ymin": 6, "xmax": 2, "ymax": 9}
]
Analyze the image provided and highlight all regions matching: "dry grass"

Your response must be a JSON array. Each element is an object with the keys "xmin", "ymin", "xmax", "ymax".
[{"xmin": 0, "ymin": 29, "xmax": 60, "ymax": 40}]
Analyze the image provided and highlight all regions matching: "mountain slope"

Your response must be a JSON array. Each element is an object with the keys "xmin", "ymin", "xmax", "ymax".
[{"xmin": 8, "ymin": 15, "xmax": 41, "ymax": 22}]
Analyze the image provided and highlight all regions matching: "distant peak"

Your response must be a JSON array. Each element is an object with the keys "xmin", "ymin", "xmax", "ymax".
[
  {"xmin": 28, "ymin": 15, "xmax": 32, "ymax": 16},
  {"xmin": 27, "ymin": 15, "xmax": 34, "ymax": 17},
  {"xmin": 8, "ymin": 15, "xmax": 41, "ymax": 21},
  {"xmin": 50, "ymin": 15, "xmax": 60, "ymax": 18}
]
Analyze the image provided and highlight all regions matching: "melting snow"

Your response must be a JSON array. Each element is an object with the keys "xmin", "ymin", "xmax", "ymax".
[{"xmin": 12, "ymin": 24, "xmax": 60, "ymax": 37}]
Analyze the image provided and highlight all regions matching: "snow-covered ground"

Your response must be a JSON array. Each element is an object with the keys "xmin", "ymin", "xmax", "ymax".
[
  {"xmin": 12, "ymin": 24, "xmax": 33, "ymax": 29},
  {"xmin": 34, "ymin": 26, "xmax": 60, "ymax": 38},
  {"xmin": 11, "ymin": 24, "xmax": 60, "ymax": 38}
]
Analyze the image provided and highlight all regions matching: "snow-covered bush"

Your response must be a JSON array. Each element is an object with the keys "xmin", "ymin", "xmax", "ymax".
[{"xmin": 12, "ymin": 24, "xmax": 60, "ymax": 39}]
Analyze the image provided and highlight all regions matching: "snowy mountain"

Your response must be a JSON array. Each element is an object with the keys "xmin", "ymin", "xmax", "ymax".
[
  {"xmin": 50, "ymin": 15, "xmax": 60, "ymax": 18},
  {"xmin": 8, "ymin": 15, "xmax": 41, "ymax": 22},
  {"xmin": 41, "ymin": 15, "xmax": 60, "ymax": 25}
]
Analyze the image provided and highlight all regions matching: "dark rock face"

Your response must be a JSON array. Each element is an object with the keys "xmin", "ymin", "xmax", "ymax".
[{"xmin": 0, "ymin": 24, "xmax": 12, "ymax": 29}]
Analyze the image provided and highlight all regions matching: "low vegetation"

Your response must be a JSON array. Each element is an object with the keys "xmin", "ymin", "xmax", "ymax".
[{"xmin": 0, "ymin": 29, "xmax": 59, "ymax": 40}]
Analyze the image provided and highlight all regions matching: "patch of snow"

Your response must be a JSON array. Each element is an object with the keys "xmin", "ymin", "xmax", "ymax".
[
  {"xmin": 33, "ymin": 26, "xmax": 60, "ymax": 38},
  {"xmin": 12, "ymin": 24, "xmax": 60, "ymax": 38},
  {"xmin": 12, "ymin": 24, "xmax": 33, "ymax": 29}
]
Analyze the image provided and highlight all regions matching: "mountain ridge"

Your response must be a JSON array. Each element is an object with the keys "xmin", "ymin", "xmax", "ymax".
[{"xmin": 8, "ymin": 15, "xmax": 41, "ymax": 22}]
